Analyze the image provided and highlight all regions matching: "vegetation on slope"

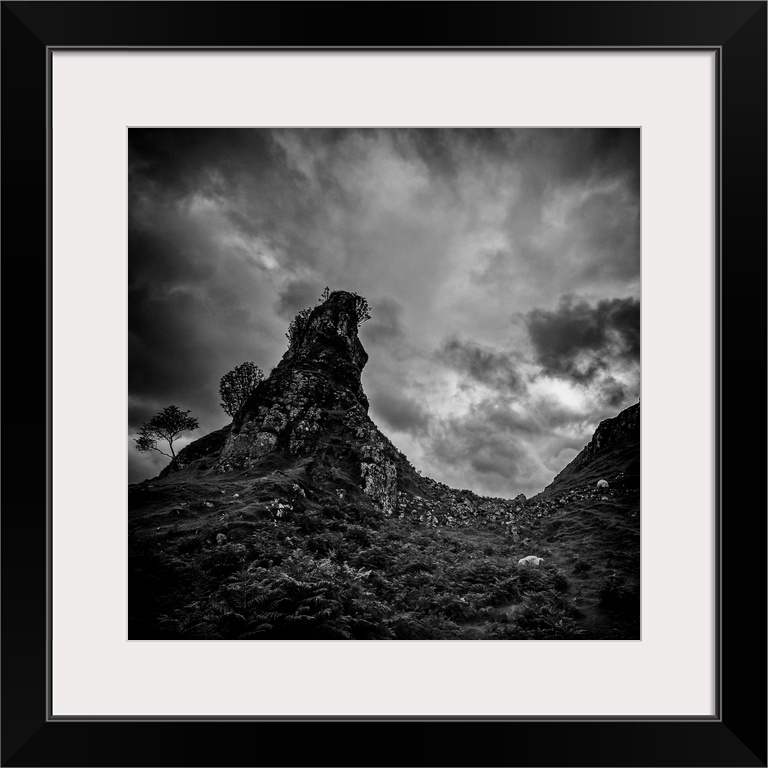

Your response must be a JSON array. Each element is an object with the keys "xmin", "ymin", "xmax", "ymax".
[{"xmin": 129, "ymin": 462, "xmax": 639, "ymax": 641}]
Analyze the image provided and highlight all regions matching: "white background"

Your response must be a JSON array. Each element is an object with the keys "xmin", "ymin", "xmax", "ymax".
[{"xmin": 52, "ymin": 51, "xmax": 716, "ymax": 717}]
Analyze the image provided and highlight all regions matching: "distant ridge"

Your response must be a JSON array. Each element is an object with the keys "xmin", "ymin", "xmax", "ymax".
[{"xmin": 544, "ymin": 401, "xmax": 640, "ymax": 495}]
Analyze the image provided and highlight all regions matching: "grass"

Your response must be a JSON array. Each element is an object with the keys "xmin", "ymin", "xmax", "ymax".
[{"xmin": 129, "ymin": 465, "xmax": 639, "ymax": 640}]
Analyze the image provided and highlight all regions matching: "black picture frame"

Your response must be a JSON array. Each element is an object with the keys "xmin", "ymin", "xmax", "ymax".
[{"xmin": 2, "ymin": 2, "xmax": 765, "ymax": 766}]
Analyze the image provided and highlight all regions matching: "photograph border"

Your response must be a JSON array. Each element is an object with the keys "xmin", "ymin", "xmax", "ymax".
[{"xmin": 3, "ymin": 2, "xmax": 765, "ymax": 765}]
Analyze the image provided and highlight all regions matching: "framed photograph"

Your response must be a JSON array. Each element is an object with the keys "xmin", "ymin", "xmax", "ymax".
[{"xmin": 3, "ymin": 1, "xmax": 765, "ymax": 765}]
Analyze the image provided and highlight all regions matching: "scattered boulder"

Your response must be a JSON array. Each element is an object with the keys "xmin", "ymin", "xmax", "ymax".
[
  {"xmin": 518, "ymin": 555, "xmax": 544, "ymax": 568},
  {"xmin": 597, "ymin": 479, "xmax": 609, "ymax": 489}
]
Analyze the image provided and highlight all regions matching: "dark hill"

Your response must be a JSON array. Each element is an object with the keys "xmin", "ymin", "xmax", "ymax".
[
  {"xmin": 130, "ymin": 291, "xmax": 639, "ymax": 640},
  {"xmin": 543, "ymin": 401, "xmax": 640, "ymax": 495}
]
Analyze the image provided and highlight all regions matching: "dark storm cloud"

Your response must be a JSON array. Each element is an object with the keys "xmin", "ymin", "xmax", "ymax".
[
  {"xmin": 438, "ymin": 338, "xmax": 525, "ymax": 393},
  {"xmin": 541, "ymin": 128, "xmax": 639, "ymax": 193},
  {"xmin": 471, "ymin": 128, "xmax": 640, "ymax": 303},
  {"xmin": 482, "ymin": 399, "xmax": 543, "ymax": 436},
  {"xmin": 527, "ymin": 393, "xmax": 594, "ymax": 432},
  {"xmin": 429, "ymin": 400, "xmax": 550, "ymax": 496},
  {"xmin": 129, "ymin": 128, "xmax": 275, "ymax": 196},
  {"xmin": 130, "ymin": 128, "xmax": 338, "ymax": 284},
  {"xmin": 599, "ymin": 376, "xmax": 630, "ymax": 409},
  {"xmin": 276, "ymin": 280, "xmax": 323, "ymax": 319},
  {"xmin": 525, "ymin": 295, "xmax": 640, "ymax": 384},
  {"xmin": 406, "ymin": 128, "xmax": 521, "ymax": 191},
  {"xmin": 363, "ymin": 298, "xmax": 405, "ymax": 344},
  {"xmin": 369, "ymin": 389, "xmax": 431, "ymax": 436}
]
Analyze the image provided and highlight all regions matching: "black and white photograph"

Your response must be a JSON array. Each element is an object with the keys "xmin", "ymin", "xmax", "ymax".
[
  {"xmin": 3, "ymin": 0, "xmax": 762, "ymax": 759},
  {"xmin": 128, "ymin": 127, "xmax": 640, "ymax": 640}
]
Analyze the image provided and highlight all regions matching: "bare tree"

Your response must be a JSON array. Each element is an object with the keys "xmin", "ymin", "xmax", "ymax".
[{"xmin": 134, "ymin": 405, "xmax": 199, "ymax": 460}]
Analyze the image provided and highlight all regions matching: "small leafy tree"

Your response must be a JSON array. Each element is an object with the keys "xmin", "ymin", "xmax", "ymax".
[
  {"xmin": 134, "ymin": 405, "xmax": 199, "ymax": 460},
  {"xmin": 219, "ymin": 361, "xmax": 264, "ymax": 417},
  {"xmin": 286, "ymin": 289, "xmax": 371, "ymax": 344},
  {"xmin": 286, "ymin": 307, "xmax": 312, "ymax": 344},
  {"xmin": 352, "ymin": 293, "xmax": 371, "ymax": 326}
]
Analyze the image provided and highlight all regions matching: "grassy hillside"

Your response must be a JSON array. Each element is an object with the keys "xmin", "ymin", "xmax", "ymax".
[
  {"xmin": 545, "ymin": 402, "xmax": 640, "ymax": 494},
  {"xmin": 129, "ymin": 464, "xmax": 639, "ymax": 640}
]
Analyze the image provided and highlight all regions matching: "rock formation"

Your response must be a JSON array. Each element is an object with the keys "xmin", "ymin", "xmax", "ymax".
[
  {"xmin": 214, "ymin": 291, "xmax": 420, "ymax": 515},
  {"xmin": 164, "ymin": 291, "xmax": 638, "ymax": 529}
]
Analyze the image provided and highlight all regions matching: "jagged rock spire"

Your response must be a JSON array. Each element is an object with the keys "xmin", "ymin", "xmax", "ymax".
[
  {"xmin": 274, "ymin": 290, "xmax": 369, "ymax": 410},
  {"xmin": 218, "ymin": 292, "xmax": 398, "ymax": 509}
]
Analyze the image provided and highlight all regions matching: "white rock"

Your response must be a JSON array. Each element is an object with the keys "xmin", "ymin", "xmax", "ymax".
[
  {"xmin": 597, "ymin": 479, "xmax": 609, "ymax": 489},
  {"xmin": 518, "ymin": 555, "xmax": 544, "ymax": 568}
]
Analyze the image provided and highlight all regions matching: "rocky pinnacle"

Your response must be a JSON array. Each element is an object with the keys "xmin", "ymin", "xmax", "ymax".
[{"xmin": 217, "ymin": 291, "xmax": 402, "ymax": 513}]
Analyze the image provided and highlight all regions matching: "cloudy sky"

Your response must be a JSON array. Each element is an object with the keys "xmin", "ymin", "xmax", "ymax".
[{"xmin": 129, "ymin": 128, "xmax": 639, "ymax": 497}]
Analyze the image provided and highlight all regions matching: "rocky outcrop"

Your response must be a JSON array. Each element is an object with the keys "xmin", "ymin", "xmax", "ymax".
[
  {"xmin": 161, "ymin": 291, "xmax": 636, "ymax": 526},
  {"xmin": 544, "ymin": 401, "xmax": 640, "ymax": 494},
  {"xmin": 215, "ymin": 291, "xmax": 423, "ymax": 514},
  {"xmin": 159, "ymin": 424, "xmax": 231, "ymax": 477},
  {"xmin": 219, "ymin": 292, "xmax": 368, "ymax": 467}
]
